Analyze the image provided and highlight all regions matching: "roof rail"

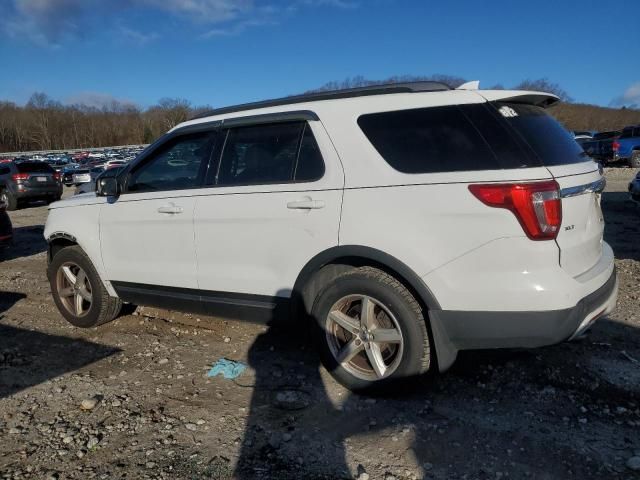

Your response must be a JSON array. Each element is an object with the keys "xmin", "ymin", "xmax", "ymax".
[{"xmin": 191, "ymin": 81, "xmax": 452, "ymax": 120}]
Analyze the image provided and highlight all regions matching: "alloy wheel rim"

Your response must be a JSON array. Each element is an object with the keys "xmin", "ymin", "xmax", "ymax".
[
  {"xmin": 325, "ymin": 294, "xmax": 404, "ymax": 381},
  {"xmin": 56, "ymin": 262, "xmax": 93, "ymax": 317}
]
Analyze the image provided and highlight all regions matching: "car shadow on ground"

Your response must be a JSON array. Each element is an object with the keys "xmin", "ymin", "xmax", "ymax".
[
  {"xmin": 232, "ymin": 314, "xmax": 640, "ymax": 479},
  {"xmin": 0, "ymin": 292, "xmax": 120, "ymax": 400},
  {"xmin": 0, "ymin": 225, "xmax": 46, "ymax": 262},
  {"xmin": 602, "ymin": 191, "xmax": 640, "ymax": 261}
]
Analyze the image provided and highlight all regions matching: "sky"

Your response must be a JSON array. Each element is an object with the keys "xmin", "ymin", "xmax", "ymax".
[{"xmin": 0, "ymin": 0, "xmax": 638, "ymax": 110}]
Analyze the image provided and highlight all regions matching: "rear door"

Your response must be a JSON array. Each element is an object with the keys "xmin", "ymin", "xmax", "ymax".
[
  {"xmin": 495, "ymin": 102, "xmax": 605, "ymax": 277},
  {"xmin": 193, "ymin": 119, "xmax": 343, "ymax": 300}
]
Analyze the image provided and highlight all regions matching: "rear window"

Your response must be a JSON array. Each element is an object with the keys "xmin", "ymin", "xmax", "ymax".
[
  {"xmin": 619, "ymin": 127, "xmax": 640, "ymax": 139},
  {"xmin": 358, "ymin": 104, "xmax": 535, "ymax": 174},
  {"xmin": 495, "ymin": 103, "xmax": 588, "ymax": 166},
  {"xmin": 593, "ymin": 131, "xmax": 619, "ymax": 140},
  {"xmin": 16, "ymin": 162, "xmax": 54, "ymax": 173}
]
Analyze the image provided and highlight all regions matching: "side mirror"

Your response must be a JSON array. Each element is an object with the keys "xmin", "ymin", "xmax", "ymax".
[{"xmin": 96, "ymin": 177, "xmax": 119, "ymax": 197}]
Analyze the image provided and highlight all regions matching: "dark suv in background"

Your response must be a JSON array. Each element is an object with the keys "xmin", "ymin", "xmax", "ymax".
[{"xmin": 0, "ymin": 161, "xmax": 63, "ymax": 210}]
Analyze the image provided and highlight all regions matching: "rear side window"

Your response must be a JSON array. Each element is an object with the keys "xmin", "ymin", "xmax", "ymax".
[
  {"xmin": 294, "ymin": 124, "xmax": 325, "ymax": 182},
  {"xmin": 0, "ymin": 166, "xmax": 10, "ymax": 175},
  {"xmin": 620, "ymin": 128, "xmax": 633, "ymax": 139},
  {"xmin": 358, "ymin": 105, "xmax": 532, "ymax": 174},
  {"xmin": 216, "ymin": 121, "xmax": 325, "ymax": 186},
  {"xmin": 16, "ymin": 162, "xmax": 54, "ymax": 174},
  {"xmin": 496, "ymin": 103, "xmax": 588, "ymax": 166}
]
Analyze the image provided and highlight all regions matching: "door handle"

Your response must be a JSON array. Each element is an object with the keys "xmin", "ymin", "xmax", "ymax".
[
  {"xmin": 157, "ymin": 204, "xmax": 184, "ymax": 214},
  {"xmin": 287, "ymin": 198, "xmax": 325, "ymax": 210}
]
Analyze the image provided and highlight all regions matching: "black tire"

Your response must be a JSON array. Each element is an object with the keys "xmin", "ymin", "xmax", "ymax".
[
  {"xmin": 311, "ymin": 266, "xmax": 431, "ymax": 393},
  {"xmin": 631, "ymin": 151, "xmax": 640, "ymax": 169},
  {"xmin": 0, "ymin": 189, "xmax": 18, "ymax": 211},
  {"xmin": 48, "ymin": 245, "xmax": 123, "ymax": 328}
]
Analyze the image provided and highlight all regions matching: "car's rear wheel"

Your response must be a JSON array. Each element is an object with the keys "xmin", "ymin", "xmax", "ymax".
[
  {"xmin": 631, "ymin": 151, "xmax": 640, "ymax": 168},
  {"xmin": 0, "ymin": 190, "xmax": 18, "ymax": 211},
  {"xmin": 48, "ymin": 245, "xmax": 123, "ymax": 328},
  {"xmin": 311, "ymin": 266, "xmax": 431, "ymax": 392}
]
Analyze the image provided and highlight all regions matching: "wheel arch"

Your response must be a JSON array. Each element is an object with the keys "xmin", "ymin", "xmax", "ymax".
[
  {"xmin": 292, "ymin": 245, "xmax": 441, "ymax": 315},
  {"xmin": 47, "ymin": 232, "xmax": 78, "ymax": 263},
  {"xmin": 46, "ymin": 231, "xmax": 119, "ymax": 298}
]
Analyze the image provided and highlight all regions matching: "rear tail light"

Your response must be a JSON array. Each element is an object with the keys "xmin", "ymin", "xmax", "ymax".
[
  {"xmin": 612, "ymin": 141, "xmax": 620, "ymax": 151},
  {"xmin": 53, "ymin": 172, "xmax": 62, "ymax": 181},
  {"xmin": 12, "ymin": 173, "xmax": 29, "ymax": 181},
  {"xmin": 469, "ymin": 180, "xmax": 562, "ymax": 240}
]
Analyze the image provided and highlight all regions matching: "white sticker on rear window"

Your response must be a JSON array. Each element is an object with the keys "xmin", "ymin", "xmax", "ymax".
[{"xmin": 499, "ymin": 106, "xmax": 518, "ymax": 118}]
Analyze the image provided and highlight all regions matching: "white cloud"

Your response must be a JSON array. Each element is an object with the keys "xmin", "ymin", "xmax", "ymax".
[
  {"xmin": 610, "ymin": 82, "xmax": 640, "ymax": 108},
  {"xmin": 65, "ymin": 91, "xmax": 137, "ymax": 109},
  {"xmin": 0, "ymin": 0, "xmax": 359, "ymax": 45}
]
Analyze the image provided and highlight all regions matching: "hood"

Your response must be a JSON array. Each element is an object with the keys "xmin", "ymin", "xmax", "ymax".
[{"xmin": 49, "ymin": 192, "xmax": 107, "ymax": 209}]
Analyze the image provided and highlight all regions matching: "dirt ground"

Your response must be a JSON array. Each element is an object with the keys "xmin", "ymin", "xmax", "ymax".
[{"xmin": 1, "ymin": 168, "xmax": 639, "ymax": 480}]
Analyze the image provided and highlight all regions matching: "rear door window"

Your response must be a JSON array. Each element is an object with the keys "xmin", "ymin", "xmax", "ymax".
[
  {"xmin": 215, "ymin": 121, "xmax": 324, "ymax": 186},
  {"xmin": 358, "ymin": 104, "xmax": 534, "ymax": 174},
  {"xmin": 16, "ymin": 162, "xmax": 54, "ymax": 174},
  {"xmin": 493, "ymin": 103, "xmax": 588, "ymax": 166}
]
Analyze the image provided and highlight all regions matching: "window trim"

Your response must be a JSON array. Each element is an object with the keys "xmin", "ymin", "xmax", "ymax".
[
  {"xmin": 122, "ymin": 128, "xmax": 218, "ymax": 195},
  {"xmin": 119, "ymin": 111, "xmax": 324, "ymax": 193},
  {"xmin": 206, "ymin": 120, "xmax": 326, "ymax": 189}
]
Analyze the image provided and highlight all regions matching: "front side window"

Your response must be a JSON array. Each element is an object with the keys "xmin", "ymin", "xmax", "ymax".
[
  {"xmin": 216, "ymin": 122, "xmax": 304, "ymax": 186},
  {"xmin": 127, "ymin": 132, "xmax": 215, "ymax": 193}
]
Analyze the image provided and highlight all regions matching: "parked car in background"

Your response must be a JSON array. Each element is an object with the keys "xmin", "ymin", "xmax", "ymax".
[
  {"xmin": 573, "ymin": 131, "xmax": 594, "ymax": 142},
  {"xmin": 72, "ymin": 168, "xmax": 92, "ymax": 185},
  {"xmin": 0, "ymin": 161, "xmax": 62, "ymax": 210},
  {"xmin": 614, "ymin": 125, "xmax": 640, "ymax": 167},
  {"xmin": 45, "ymin": 82, "xmax": 617, "ymax": 392},
  {"xmin": 579, "ymin": 130, "xmax": 620, "ymax": 165},
  {"xmin": 629, "ymin": 171, "xmax": 640, "ymax": 204},
  {"xmin": 0, "ymin": 197, "xmax": 12, "ymax": 250},
  {"xmin": 75, "ymin": 166, "xmax": 124, "ymax": 195},
  {"xmin": 62, "ymin": 164, "xmax": 81, "ymax": 186}
]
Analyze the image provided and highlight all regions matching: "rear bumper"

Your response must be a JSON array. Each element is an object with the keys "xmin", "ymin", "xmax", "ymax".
[
  {"xmin": 15, "ymin": 185, "xmax": 62, "ymax": 199},
  {"xmin": 430, "ymin": 266, "xmax": 618, "ymax": 372}
]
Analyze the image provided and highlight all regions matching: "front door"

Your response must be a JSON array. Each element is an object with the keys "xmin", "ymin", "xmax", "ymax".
[{"xmin": 100, "ymin": 130, "xmax": 216, "ymax": 289}]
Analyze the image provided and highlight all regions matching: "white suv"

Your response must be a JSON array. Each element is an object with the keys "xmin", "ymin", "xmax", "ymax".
[{"xmin": 44, "ymin": 82, "xmax": 618, "ymax": 391}]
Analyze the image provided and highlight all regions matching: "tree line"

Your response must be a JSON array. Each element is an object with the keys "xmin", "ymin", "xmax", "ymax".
[
  {"xmin": 0, "ymin": 94, "xmax": 210, "ymax": 153},
  {"xmin": 1, "ymin": 77, "xmax": 638, "ymax": 153}
]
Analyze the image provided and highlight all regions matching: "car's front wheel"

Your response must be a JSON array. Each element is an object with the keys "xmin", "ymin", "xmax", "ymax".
[
  {"xmin": 311, "ymin": 266, "xmax": 432, "ymax": 392},
  {"xmin": 48, "ymin": 245, "xmax": 123, "ymax": 328}
]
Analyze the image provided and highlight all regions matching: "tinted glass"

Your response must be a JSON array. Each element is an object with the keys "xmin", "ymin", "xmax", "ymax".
[
  {"xmin": 217, "ymin": 122, "xmax": 304, "ymax": 186},
  {"xmin": 0, "ymin": 167, "xmax": 10, "ymax": 175},
  {"xmin": 495, "ymin": 103, "xmax": 588, "ymax": 166},
  {"xmin": 620, "ymin": 128, "xmax": 633, "ymax": 139},
  {"xmin": 128, "ymin": 132, "xmax": 214, "ymax": 192},
  {"xmin": 593, "ymin": 131, "xmax": 619, "ymax": 140},
  {"xmin": 16, "ymin": 162, "xmax": 54, "ymax": 173},
  {"xmin": 358, "ymin": 105, "xmax": 510, "ymax": 173},
  {"xmin": 294, "ymin": 124, "xmax": 325, "ymax": 182}
]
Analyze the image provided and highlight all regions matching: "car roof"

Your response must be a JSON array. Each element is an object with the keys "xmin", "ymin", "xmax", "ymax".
[{"xmin": 174, "ymin": 82, "xmax": 560, "ymax": 133}]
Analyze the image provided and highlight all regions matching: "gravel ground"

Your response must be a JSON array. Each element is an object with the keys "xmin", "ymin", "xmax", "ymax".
[{"xmin": 0, "ymin": 168, "xmax": 639, "ymax": 480}]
